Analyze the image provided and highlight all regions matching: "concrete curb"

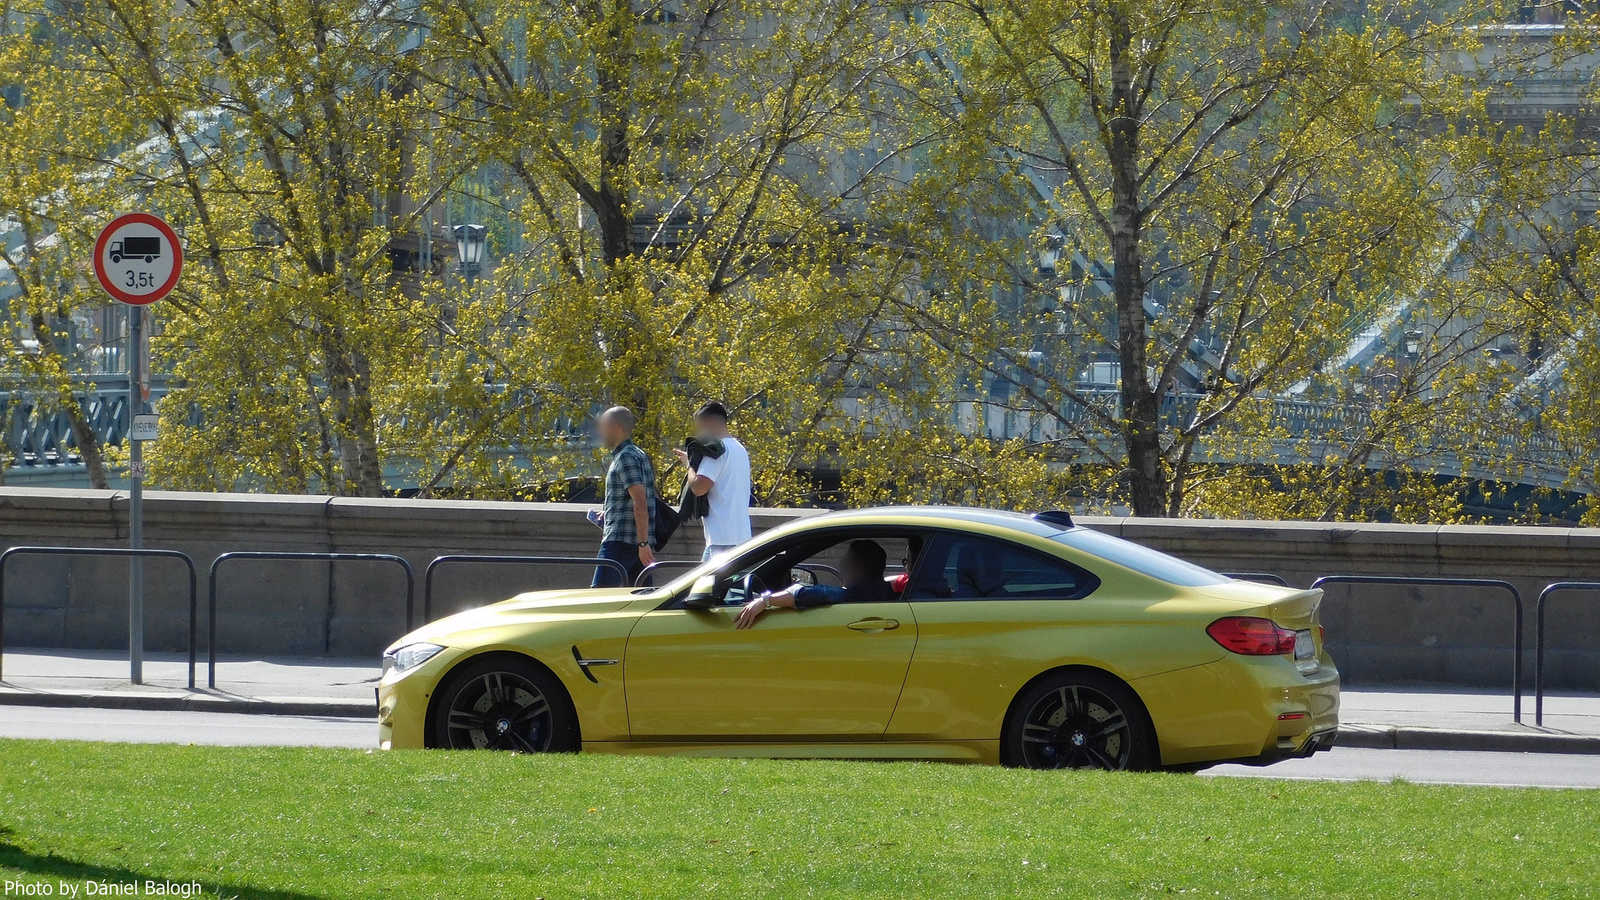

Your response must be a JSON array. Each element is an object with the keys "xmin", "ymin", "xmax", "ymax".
[
  {"xmin": 0, "ymin": 688, "xmax": 373, "ymax": 719},
  {"xmin": 1335, "ymin": 723, "xmax": 1600, "ymax": 755}
]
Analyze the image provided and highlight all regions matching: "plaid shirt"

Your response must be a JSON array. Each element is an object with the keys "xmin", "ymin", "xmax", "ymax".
[{"xmin": 601, "ymin": 439, "xmax": 655, "ymax": 545}]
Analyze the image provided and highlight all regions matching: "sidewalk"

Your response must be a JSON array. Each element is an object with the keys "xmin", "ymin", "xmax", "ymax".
[
  {"xmin": 3, "ymin": 649, "xmax": 1599, "ymax": 754},
  {"xmin": 0, "ymin": 649, "xmax": 376, "ymax": 717},
  {"xmin": 1336, "ymin": 689, "xmax": 1600, "ymax": 754}
]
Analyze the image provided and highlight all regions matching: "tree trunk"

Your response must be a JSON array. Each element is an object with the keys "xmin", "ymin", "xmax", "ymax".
[
  {"xmin": 591, "ymin": 0, "xmax": 648, "ymax": 417},
  {"xmin": 1107, "ymin": 11, "xmax": 1166, "ymax": 517},
  {"xmin": 594, "ymin": 0, "xmax": 634, "ymax": 268},
  {"xmin": 320, "ymin": 328, "xmax": 384, "ymax": 497}
]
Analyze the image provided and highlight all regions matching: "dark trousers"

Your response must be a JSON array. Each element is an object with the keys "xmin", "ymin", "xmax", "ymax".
[{"xmin": 594, "ymin": 541, "xmax": 644, "ymax": 588}]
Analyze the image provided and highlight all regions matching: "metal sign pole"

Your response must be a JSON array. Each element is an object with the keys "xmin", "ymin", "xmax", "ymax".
[
  {"xmin": 92, "ymin": 212, "xmax": 181, "ymax": 687},
  {"xmin": 128, "ymin": 303, "xmax": 144, "ymax": 684}
]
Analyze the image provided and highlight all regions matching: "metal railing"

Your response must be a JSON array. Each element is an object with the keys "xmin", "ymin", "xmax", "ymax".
[
  {"xmin": 1310, "ymin": 575, "xmax": 1524, "ymax": 723},
  {"xmin": 1222, "ymin": 572, "xmax": 1291, "ymax": 586},
  {"xmin": 635, "ymin": 560, "xmax": 701, "ymax": 586},
  {"xmin": 423, "ymin": 555, "xmax": 628, "ymax": 622},
  {"xmin": 208, "ymin": 551, "xmax": 414, "ymax": 689},
  {"xmin": 1534, "ymin": 582, "xmax": 1600, "ymax": 726},
  {"xmin": 0, "ymin": 546, "xmax": 198, "ymax": 687}
]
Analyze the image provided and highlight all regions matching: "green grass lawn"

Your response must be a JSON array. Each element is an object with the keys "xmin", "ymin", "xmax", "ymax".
[{"xmin": 0, "ymin": 740, "xmax": 1595, "ymax": 899}]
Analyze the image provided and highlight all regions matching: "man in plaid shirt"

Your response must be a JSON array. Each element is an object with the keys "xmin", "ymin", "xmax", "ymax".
[{"xmin": 591, "ymin": 406, "xmax": 656, "ymax": 587}]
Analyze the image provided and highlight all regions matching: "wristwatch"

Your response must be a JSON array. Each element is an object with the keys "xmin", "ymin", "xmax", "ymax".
[{"xmin": 637, "ymin": 541, "xmax": 650, "ymax": 548}]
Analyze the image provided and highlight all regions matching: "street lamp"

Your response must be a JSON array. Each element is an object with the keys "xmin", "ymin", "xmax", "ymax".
[{"xmin": 453, "ymin": 223, "xmax": 488, "ymax": 286}]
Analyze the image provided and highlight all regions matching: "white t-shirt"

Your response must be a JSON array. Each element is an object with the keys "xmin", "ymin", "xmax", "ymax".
[{"xmin": 694, "ymin": 435, "xmax": 752, "ymax": 546}]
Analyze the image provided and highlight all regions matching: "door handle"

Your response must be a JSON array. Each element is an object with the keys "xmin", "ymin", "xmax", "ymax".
[{"xmin": 847, "ymin": 617, "xmax": 900, "ymax": 633}]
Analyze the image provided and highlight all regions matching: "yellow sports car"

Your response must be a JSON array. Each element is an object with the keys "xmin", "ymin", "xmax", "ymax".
[{"xmin": 378, "ymin": 507, "xmax": 1338, "ymax": 770}]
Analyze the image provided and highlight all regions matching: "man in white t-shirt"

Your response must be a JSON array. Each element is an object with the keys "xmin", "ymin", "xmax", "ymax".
[{"xmin": 674, "ymin": 401, "xmax": 752, "ymax": 561}]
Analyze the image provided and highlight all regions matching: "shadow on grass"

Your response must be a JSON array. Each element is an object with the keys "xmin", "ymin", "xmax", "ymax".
[{"xmin": 0, "ymin": 827, "xmax": 328, "ymax": 900}]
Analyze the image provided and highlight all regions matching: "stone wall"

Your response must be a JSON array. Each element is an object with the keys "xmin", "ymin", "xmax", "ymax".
[{"xmin": 1, "ymin": 487, "xmax": 1596, "ymax": 690}]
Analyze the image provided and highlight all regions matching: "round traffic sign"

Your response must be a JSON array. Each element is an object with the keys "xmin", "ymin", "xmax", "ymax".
[{"xmin": 93, "ymin": 213, "xmax": 184, "ymax": 306}]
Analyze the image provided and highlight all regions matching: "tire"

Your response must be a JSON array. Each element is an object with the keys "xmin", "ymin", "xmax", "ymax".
[
  {"xmin": 1001, "ymin": 670, "xmax": 1158, "ymax": 771},
  {"xmin": 430, "ymin": 655, "xmax": 580, "ymax": 752}
]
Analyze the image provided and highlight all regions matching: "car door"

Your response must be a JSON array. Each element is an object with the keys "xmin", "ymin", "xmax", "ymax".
[
  {"xmin": 623, "ymin": 532, "xmax": 919, "ymax": 740},
  {"xmin": 886, "ymin": 532, "xmax": 1105, "ymax": 740}
]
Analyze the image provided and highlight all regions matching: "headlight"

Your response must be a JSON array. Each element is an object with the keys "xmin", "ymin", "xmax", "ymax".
[{"xmin": 385, "ymin": 642, "xmax": 445, "ymax": 674}]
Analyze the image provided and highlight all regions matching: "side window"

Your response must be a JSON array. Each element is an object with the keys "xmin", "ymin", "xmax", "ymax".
[
  {"xmin": 711, "ymin": 531, "xmax": 911, "ymax": 604},
  {"xmin": 909, "ymin": 534, "xmax": 1099, "ymax": 601}
]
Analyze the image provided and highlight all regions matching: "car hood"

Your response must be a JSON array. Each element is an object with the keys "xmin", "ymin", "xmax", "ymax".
[{"xmin": 387, "ymin": 588, "xmax": 643, "ymax": 652}]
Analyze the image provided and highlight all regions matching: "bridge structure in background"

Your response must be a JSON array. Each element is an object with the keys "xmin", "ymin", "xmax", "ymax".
[
  {"xmin": 0, "ymin": 373, "xmax": 179, "ymax": 488},
  {"xmin": 2, "ymin": 374, "xmax": 1583, "ymax": 508}
]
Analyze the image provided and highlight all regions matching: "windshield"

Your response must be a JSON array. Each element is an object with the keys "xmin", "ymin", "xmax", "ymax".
[{"xmin": 1051, "ymin": 528, "xmax": 1229, "ymax": 587}]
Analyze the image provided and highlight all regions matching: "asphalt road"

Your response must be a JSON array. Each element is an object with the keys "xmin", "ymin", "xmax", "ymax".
[{"xmin": 1, "ymin": 706, "xmax": 1597, "ymax": 788}]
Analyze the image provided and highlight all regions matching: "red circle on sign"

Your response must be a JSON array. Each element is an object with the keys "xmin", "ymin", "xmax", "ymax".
[{"xmin": 93, "ymin": 213, "xmax": 184, "ymax": 306}]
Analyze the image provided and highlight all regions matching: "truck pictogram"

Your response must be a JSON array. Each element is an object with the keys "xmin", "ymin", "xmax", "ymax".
[{"xmin": 110, "ymin": 236, "xmax": 161, "ymax": 264}]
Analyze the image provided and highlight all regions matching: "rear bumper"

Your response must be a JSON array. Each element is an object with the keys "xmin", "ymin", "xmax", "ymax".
[
  {"xmin": 1224, "ymin": 725, "xmax": 1338, "ymax": 767},
  {"xmin": 1133, "ymin": 651, "xmax": 1340, "ymax": 767}
]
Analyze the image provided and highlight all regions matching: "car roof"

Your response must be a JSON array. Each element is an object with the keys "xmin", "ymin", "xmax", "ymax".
[{"xmin": 795, "ymin": 506, "xmax": 1073, "ymax": 540}]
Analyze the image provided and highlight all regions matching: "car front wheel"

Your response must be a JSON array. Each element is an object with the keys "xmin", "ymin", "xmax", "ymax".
[
  {"xmin": 430, "ymin": 656, "xmax": 580, "ymax": 752},
  {"xmin": 1002, "ymin": 670, "xmax": 1157, "ymax": 771}
]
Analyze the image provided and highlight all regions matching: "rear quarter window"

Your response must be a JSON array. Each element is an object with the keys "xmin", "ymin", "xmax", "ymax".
[{"xmin": 1050, "ymin": 528, "xmax": 1229, "ymax": 587}]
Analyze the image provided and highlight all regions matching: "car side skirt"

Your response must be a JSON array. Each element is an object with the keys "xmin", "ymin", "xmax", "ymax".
[{"xmin": 582, "ymin": 739, "xmax": 1001, "ymax": 765}]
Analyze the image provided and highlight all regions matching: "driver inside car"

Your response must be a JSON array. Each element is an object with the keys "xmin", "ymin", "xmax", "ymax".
[{"xmin": 733, "ymin": 540, "xmax": 891, "ymax": 629}]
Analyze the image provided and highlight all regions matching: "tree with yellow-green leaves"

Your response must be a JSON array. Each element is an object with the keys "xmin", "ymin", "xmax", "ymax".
[
  {"xmin": 406, "ymin": 0, "xmax": 935, "ymax": 503},
  {"xmin": 4, "ymin": 0, "xmax": 1597, "ymax": 522},
  {"xmin": 0, "ymin": 8, "xmax": 145, "ymax": 487},
  {"xmin": 879, "ymin": 0, "xmax": 1525, "ymax": 518},
  {"xmin": 29, "ymin": 0, "xmax": 931, "ymax": 502},
  {"xmin": 51, "ymin": 0, "xmax": 455, "ymax": 496}
]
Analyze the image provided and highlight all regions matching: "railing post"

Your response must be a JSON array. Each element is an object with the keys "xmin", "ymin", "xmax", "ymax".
[
  {"xmin": 1533, "ymin": 582, "xmax": 1600, "ymax": 727},
  {"xmin": 1310, "ymin": 575, "xmax": 1523, "ymax": 724},
  {"xmin": 207, "ymin": 551, "xmax": 415, "ymax": 692},
  {"xmin": 0, "ymin": 546, "xmax": 197, "ymax": 689}
]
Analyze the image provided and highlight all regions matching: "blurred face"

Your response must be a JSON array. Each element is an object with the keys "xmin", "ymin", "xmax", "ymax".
[
  {"xmin": 598, "ymin": 415, "xmax": 625, "ymax": 449},
  {"xmin": 694, "ymin": 414, "xmax": 728, "ymax": 440},
  {"xmin": 842, "ymin": 554, "xmax": 871, "ymax": 587}
]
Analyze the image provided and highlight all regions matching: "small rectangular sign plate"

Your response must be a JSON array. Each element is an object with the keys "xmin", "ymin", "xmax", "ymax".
[{"xmin": 130, "ymin": 413, "xmax": 159, "ymax": 442}]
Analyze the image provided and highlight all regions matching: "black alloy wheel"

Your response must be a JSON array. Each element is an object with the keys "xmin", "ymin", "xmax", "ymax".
[
  {"xmin": 432, "ymin": 656, "xmax": 579, "ymax": 752},
  {"xmin": 1003, "ymin": 671, "xmax": 1156, "ymax": 771}
]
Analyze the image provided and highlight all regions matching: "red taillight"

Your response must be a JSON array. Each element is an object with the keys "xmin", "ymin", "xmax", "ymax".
[{"xmin": 1207, "ymin": 616, "xmax": 1298, "ymax": 655}]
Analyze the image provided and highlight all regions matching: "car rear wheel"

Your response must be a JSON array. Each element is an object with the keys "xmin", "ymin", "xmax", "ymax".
[
  {"xmin": 431, "ymin": 656, "xmax": 579, "ymax": 752},
  {"xmin": 1002, "ymin": 670, "xmax": 1157, "ymax": 771}
]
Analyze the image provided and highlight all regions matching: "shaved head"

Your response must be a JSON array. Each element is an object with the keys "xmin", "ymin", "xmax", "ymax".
[
  {"xmin": 601, "ymin": 406, "xmax": 636, "ymax": 434},
  {"xmin": 598, "ymin": 406, "xmax": 636, "ymax": 449}
]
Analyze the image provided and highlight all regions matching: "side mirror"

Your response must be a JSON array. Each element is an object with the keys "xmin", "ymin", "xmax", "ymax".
[
  {"xmin": 685, "ymin": 574, "xmax": 717, "ymax": 608},
  {"xmin": 789, "ymin": 568, "xmax": 816, "ymax": 587}
]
